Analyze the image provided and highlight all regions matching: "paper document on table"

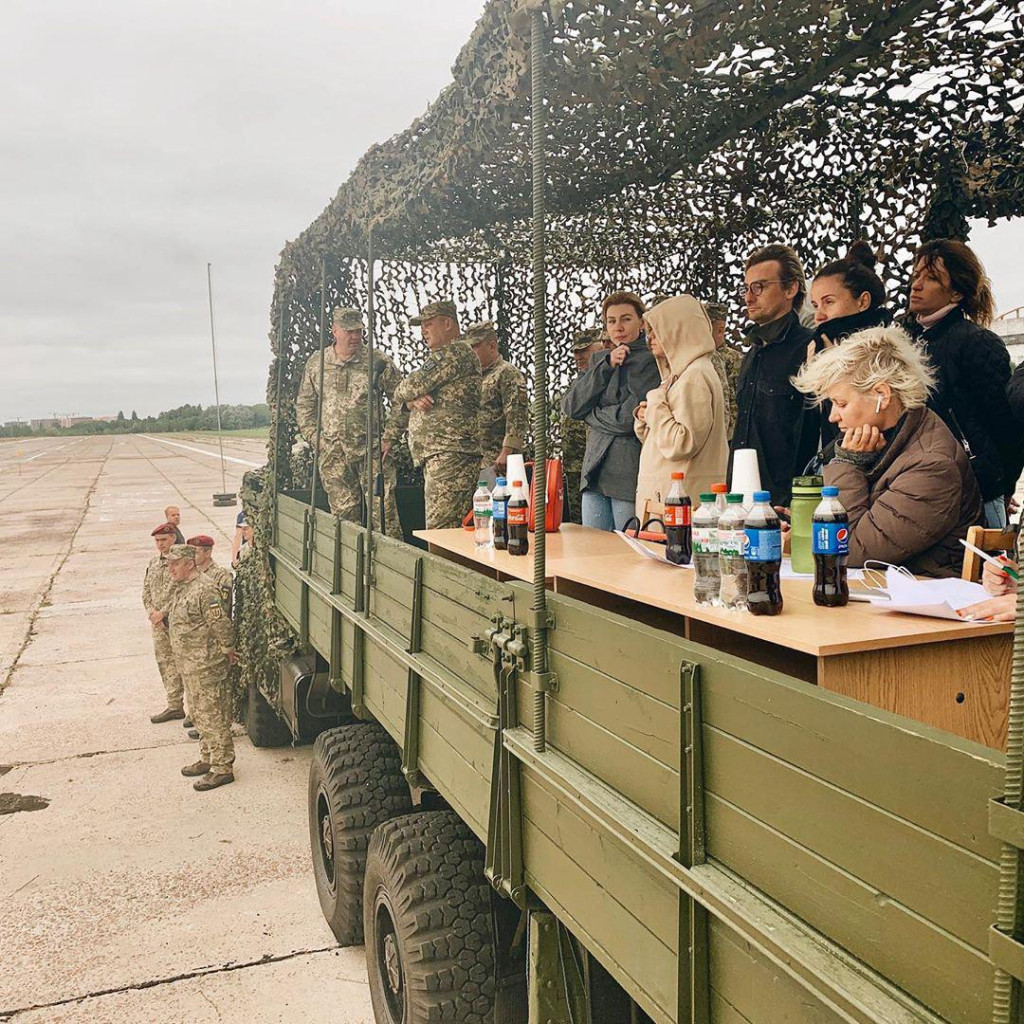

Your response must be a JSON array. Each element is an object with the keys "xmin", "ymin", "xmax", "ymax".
[
  {"xmin": 614, "ymin": 531, "xmax": 692, "ymax": 568},
  {"xmin": 867, "ymin": 567, "xmax": 988, "ymax": 620}
]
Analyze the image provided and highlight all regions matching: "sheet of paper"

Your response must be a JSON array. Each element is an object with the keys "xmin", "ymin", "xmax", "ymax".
[
  {"xmin": 614, "ymin": 531, "xmax": 692, "ymax": 568},
  {"xmin": 866, "ymin": 568, "xmax": 989, "ymax": 621}
]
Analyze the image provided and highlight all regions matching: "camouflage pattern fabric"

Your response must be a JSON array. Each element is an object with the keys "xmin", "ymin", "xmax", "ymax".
[
  {"xmin": 142, "ymin": 553, "xmax": 183, "ymax": 711},
  {"xmin": 711, "ymin": 346, "xmax": 742, "ymax": 440},
  {"xmin": 201, "ymin": 559, "xmax": 234, "ymax": 617},
  {"xmin": 319, "ymin": 446, "xmax": 402, "ymax": 538},
  {"xmin": 479, "ymin": 358, "xmax": 528, "ymax": 468},
  {"xmin": 168, "ymin": 571, "xmax": 236, "ymax": 776},
  {"xmin": 423, "ymin": 451, "xmax": 480, "ymax": 529},
  {"xmin": 393, "ymin": 339, "xmax": 481, "ymax": 465}
]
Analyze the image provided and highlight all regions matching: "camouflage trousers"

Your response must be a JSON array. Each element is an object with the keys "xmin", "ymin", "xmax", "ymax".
[
  {"xmin": 320, "ymin": 448, "xmax": 402, "ymax": 539},
  {"xmin": 152, "ymin": 625, "xmax": 184, "ymax": 711},
  {"xmin": 182, "ymin": 657, "xmax": 235, "ymax": 776},
  {"xmin": 423, "ymin": 451, "xmax": 479, "ymax": 530}
]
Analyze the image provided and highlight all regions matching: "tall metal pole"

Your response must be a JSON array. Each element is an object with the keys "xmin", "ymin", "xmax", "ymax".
[
  {"xmin": 364, "ymin": 227, "xmax": 376, "ymax": 613},
  {"xmin": 206, "ymin": 263, "xmax": 231, "ymax": 501},
  {"xmin": 528, "ymin": 5, "xmax": 549, "ymax": 755},
  {"xmin": 310, "ymin": 258, "xmax": 328, "ymax": 520},
  {"xmin": 269, "ymin": 293, "xmax": 288, "ymax": 542}
]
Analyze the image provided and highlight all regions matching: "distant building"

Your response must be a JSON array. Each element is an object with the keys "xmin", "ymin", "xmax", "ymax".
[
  {"xmin": 58, "ymin": 416, "xmax": 94, "ymax": 429},
  {"xmin": 30, "ymin": 418, "xmax": 60, "ymax": 430},
  {"xmin": 993, "ymin": 309, "xmax": 1024, "ymax": 366}
]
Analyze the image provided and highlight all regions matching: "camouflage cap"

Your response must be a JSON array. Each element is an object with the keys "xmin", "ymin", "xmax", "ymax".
[
  {"xmin": 464, "ymin": 320, "xmax": 498, "ymax": 345},
  {"xmin": 572, "ymin": 328, "xmax": 602, "ymax": 351},
  {"xmin": 166, "ymin": 544, "xmax": 196, "ymax": 562},
  {"xmin": 703, "ymin": 301, "xmax": 728, "ymax": 322},
  {"xmin": 332, "ymin": 307, "xmax": 365, "ymax": 330},
  {"xmin": 410, "ymin": 299, "xmax": 458, "ymax": 326}
]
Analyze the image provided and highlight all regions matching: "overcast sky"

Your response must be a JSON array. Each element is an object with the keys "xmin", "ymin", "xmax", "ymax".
[{"xmin": 1, "ymin": 2, "xmax": 1021, "ymax": 421}]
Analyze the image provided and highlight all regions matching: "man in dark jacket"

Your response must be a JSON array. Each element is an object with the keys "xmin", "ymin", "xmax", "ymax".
[
  {"xmin": 729, "ymin": 244, "xmax": 818, "ymax": 506},
  {"xmin": 561, "ymin": 292, "xmax": 661, "ymax": 531}
]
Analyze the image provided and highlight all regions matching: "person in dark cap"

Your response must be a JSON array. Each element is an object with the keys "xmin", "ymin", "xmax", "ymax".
[
  {"xmin": 466, "ymin": 320, "xmax": 528, "ymax": 481},
  {"xmin": 187, "ymin": 535, "xmax": 233, "ymax": 615},
  {"xmin": 393, "ymin": 300, "xmax": 482, "ymax": 528},
  {"xmin": 143, "ymin": 523, "xmax": 185, "ymax": 723},
  {"xmin": 559, "ymin": 329, "xmax": 603, "ymax": 521}
]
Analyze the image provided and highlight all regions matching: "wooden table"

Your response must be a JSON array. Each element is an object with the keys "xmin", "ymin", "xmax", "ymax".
[{"xmin": 416, "ymin": 526, "xmax": 1014, "ymax": 750}]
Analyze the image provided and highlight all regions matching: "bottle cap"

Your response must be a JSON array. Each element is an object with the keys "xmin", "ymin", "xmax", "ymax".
[
  {"xmin": 512, "ymin": 480, "xmax": 523, "ymax": 487},
  {"xmin": 478, "ymin": 480, "xmax": 487, "ymax": 486},
  {"xmin": 711, "ymin": 483, "xmax": 727, "ymax": 493},
  {"xmin": 726, "ymin": 493, "xmax": 744, "ymax": 503},
  {"xmin": 671, "ymin": 471, "xmax": 684, "ymax": 480},
  {"xmin": 753, "ymin": 490, "xmax": 771, "ymax": 503},
  {"xmin": 496, "ymin": 477, "xmax": 507, "ymax": 486},
  {"xmin": 821, "ymin": 485, "xmax": 839, "ymax": 497},
  {"xmin": 699, "ymin": 493, "xmax": 714, "ymax": 502}
]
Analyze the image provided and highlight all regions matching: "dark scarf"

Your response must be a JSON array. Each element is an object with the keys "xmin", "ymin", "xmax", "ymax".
[{"xmin": 811, "ymin": 306, "xmax": 893, "ymax": 354}]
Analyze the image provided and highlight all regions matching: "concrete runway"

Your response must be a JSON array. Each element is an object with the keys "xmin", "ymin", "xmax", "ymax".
[{"xmin": 0, "ymin": 435, "xmax": 373, "ymax": 1023}]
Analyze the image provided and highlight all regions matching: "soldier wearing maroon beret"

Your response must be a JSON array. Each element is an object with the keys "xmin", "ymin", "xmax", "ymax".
[
  {"xmin": 187, "ymin": 534, "xmax": 233, "ymax": 614},
  {"xmin": 143, "ymin": 523, "xmax": 185, "ymax": 723}
]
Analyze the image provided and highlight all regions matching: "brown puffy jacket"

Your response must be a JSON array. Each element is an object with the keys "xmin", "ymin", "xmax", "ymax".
[{"xmin": 823, "ymin": 407, "xmax": 982, "ymax": 578}]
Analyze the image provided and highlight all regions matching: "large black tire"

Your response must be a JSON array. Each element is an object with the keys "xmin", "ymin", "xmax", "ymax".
[
  {"xmin": 364, "ymin": 810, "xmax": 497, "ymax": 1024},
  {"xmin": 245, "ymin": 680, "xmax": 292, "ymax": 748},
  {"xmin": 309, "ymin": 723, "xmax": 413, "ymax": 945}
]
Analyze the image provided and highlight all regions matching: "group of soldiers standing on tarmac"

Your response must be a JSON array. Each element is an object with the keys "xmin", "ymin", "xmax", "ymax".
[
  {"xmin": 144, "ymin": 524, "xmax": 238, "ymax": 792},
  {"xmin": 296, "ymin": 300, "xmax": 528, "ymax": 532}
]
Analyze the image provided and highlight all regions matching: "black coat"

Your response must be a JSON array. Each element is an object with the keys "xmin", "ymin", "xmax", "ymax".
[
  {"xmin": 729, "ymin": 312, "xmax": 818, "ymax": 507},
  {"xmin": 561, "ymin": 336, "xmax": 661, "ymax": 502},
  {"xmin": 811, "ymin": 306, "xmax": 894, "ymax": 448},
  {"xmin": 906, "ymin": 307, "xmax": 1018, "ymax": 502}
]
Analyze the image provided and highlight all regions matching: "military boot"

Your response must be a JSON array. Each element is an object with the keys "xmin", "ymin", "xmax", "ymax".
[
  {"xmin": 181, "ymin": 761, "xmax": 210, "ymax": 777},
  {"xmin": 182, "ymin": 717, "xmax": 194, "ymax": 728},
  {"xmin": 194, "ymin": 772, "xmax": 234, "ymax": 791},
  {"xmin": 188, "ymin": 729, "xmax": 201, "ymax": 740},
  {"xmin": 151, "ymin": 707, "xmax": 186, "ymax": 724}
]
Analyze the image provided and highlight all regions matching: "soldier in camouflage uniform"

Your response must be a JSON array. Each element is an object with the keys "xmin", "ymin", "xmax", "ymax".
[
  {"xmin": 143, "ymin": 522, "xmax": 186, "ymax": 723},
  {"xmin": 466, "ymin": 320, "xmax": 528, "ymax": 480},
  {"xmin": 705, "ymin": 302, "xmax": 742, "ymax": 440},
  {"xmin": 188, "ymin": 535, "xmax": 233, "ymax": 615},
  {"xmin": 560, "ymin": 330, "xmax": 603, "ymax": 523},
  {"xmin": 296, "ymin": 307, "xmax": 407, "ymax": 538},
  {"xmin": 166, "ymin": 545, "xmax": 238, "ymax": 791},
  {"xmin": 393, "ymin": 300, "xmax": 481, "ymax": 529}
]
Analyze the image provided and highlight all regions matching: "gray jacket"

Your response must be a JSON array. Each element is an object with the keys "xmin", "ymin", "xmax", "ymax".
[{"xmin": 560, "ymin": 338, "xmax": 661, "ymax": 502}]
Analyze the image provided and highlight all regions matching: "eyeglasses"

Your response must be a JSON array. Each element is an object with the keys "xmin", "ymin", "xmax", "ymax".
[{"xmin": 739, "ymin": 280, "xmax": 783, "ymax": 297}]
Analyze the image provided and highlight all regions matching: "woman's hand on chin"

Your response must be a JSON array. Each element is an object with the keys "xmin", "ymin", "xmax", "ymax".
[{"xmin": 840, "ymin": 424, "xmax": 886, "ymax": 454}]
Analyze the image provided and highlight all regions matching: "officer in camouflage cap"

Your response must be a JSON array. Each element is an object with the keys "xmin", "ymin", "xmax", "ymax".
[
  {"xmin": 465, "ymin": 320, "xmax": 528, "ymax": 480},
  {"xmin": 558, "ymin": 329, "xmax": 604, "ymax": 522},
  {"xmin": 704, "ymin": 301, "xmax": 741, "ymax": 440},
  {"xmin": 296, "ymin": 306, "xmax": 407, "ymax": 537},
  {"xmin": 143, "ymin": 522, "xmax": 186, "ymax": 723},
  {"xmin": 393, "ymin": 300, "xmax": 481, "ymax": 529},
  {"xmin": 166, "ymin": 544, "xmax": 238, "ymax": 791}
]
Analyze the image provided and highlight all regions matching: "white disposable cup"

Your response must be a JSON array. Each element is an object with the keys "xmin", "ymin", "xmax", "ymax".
[
  {"xmin": 731, "ymin": 449, "xmax": 762, "ymax": 505},
  {"xmin": 506, "ymin": 454, "xmax": 528, "ymax": 490}
]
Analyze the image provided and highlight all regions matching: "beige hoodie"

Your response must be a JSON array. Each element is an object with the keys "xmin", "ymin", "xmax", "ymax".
[{"xmin": 634, "ymin": 296, "xmax": 729, "ymax": 518}]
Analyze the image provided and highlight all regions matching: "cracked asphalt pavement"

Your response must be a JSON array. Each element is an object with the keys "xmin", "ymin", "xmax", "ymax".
[{"xmin": 0, "ymin": 435, "xmax": 373, "ymax": 1023}]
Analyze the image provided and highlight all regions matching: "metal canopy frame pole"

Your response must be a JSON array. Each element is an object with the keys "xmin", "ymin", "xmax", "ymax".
[
  {"xmin": 310, "ymin": 258, "xmax": 328, "ymax": 521},
  {"xmin": 269, "ymin": 294, "xmax": 288, "ymax": 543},
  {"xmin": 207, "ymin": 263, "xmax": 236, "ymax": 505},
  {"xmin": 364, "ymin": 228, "xmax": 376, "ymax": 614}
]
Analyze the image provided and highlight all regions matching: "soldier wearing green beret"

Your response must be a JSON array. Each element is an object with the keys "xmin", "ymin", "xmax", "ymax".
[
  {"xmin": 296, "ymin": 306, "xmax": 407, "ymax": 538},
  {"xmin": 704, "ymin": 301, "xmax": 741, "ymax": 440},
  {"xmin": 393, "ymin": 300, "xmax": 482, "ymax": 529},
  {"xmin": 466, "ymin": 320, "xmax": 528, "ymax": 481},
  {"xmin": 166, "ymin": 544, "xmax": 238, "ymax": 791}
]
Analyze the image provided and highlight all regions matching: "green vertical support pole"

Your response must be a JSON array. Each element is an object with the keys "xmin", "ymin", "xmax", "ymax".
[
  {"xmin": 270, "ymin": 293, "xmax": 288, "ymax": 548},
  {"xmin": 678, "ymin": 661, "xmax": 710, "ymax": 1024},
  {"xmin": 364, "ymin": 226, "xmax": 376, "ymax": 617},
  {"xmin": 528, "ymin": 3, "xmax": 550, "ymax": 755},
  {"xmin": 309, "ymin": 258, "xmax": 328, "ymax": 527},
  {"xmin": 403, "ymin": 556, "xmax": 423, "ymax": 787},
  {"xmin": 991, "ymin": 533, "xmax": 1024, "ymax": 1023}
]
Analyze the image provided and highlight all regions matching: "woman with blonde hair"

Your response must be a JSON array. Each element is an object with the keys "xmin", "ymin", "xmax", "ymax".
[
  {"xmin": 792, "ymin": 326, "xmax": 981, "ymax": 577},
  {"xmin": 633, "ymin": 295, "xmax": 729, "ymax": 520}
]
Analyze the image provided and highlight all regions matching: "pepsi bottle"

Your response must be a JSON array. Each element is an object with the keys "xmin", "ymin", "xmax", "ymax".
[
  {"xmin": 744, "ymin": 491, "xmax": 783, "ymax": 616},
  {"xmin": 491, "ymin": 477, "xmax": 510, "ymax": 551},
  {"xmin": 812, "ymin": 486, "xmax": 849, "ymax": 607}
]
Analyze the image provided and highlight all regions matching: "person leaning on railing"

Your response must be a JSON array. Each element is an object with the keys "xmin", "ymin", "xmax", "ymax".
[{"xmin": 792, "ymin": 326, "xmax": 981, "ymax": 578}]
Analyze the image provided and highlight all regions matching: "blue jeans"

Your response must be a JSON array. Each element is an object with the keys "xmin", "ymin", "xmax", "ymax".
[
  {"xmin": 983, "ymin": 498, "xmax": 1008, "ymax": 530},
  {"xmin": 581, "ymin": 490, "xmax": 636, "ymax": 532}
]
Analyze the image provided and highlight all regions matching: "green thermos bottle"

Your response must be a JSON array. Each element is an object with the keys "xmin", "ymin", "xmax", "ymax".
[{"xmin": 790, "ymin": 476, "xmax": 823, "ymax": 574}]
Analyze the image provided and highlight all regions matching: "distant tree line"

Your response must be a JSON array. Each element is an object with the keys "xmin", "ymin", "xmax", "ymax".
[{"xmin": 1, "ymin": 403, "xmax": 270, "ymax": 438}]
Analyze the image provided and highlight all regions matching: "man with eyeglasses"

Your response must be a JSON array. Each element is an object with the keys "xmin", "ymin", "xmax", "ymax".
[{"xmin": 729, "ymin": 244, "xmax": 818, "ymax": 507}]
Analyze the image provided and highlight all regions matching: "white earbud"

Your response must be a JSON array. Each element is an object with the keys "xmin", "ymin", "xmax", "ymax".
[{"xmin": 875, "ymin": 395, "xmax": 882, "ymax": 415}]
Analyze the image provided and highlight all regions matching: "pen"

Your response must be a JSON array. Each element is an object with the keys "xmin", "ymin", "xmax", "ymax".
[{"xmin": 958, "ymin": 538, "xmax": 1020, "ymax": 581}]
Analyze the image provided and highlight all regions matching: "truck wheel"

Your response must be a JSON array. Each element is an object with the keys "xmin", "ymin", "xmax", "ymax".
[
  {"xmin": 364, "ymin": 810, "xmax": 496, "ymax": 1024},
  {"xmin": 245, "ymin": 680, "xmax": 292, "ymax": 748},
  {"xmin": 309, "ymin": 723, "xmax": 412, "ymax": 945}
]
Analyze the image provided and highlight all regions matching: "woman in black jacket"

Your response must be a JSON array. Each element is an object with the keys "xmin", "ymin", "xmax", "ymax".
[
  {"xmin": 808, "ymin": 240, "xmax": 893, "ymax": 448},
  {"xmin": 906, "ymin": 238, "xmax": 1017, "ymax": 529}
]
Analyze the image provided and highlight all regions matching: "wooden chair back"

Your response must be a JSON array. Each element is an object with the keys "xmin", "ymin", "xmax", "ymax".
[{"xmin": 960, "ymin": 525, "xmax": 1018, "ymax": 582}]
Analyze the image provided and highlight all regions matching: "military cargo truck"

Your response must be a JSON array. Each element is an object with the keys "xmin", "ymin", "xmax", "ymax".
[{"xmin": 238, "ymin": 1, "xmax": 1024, "ymax": 1020}]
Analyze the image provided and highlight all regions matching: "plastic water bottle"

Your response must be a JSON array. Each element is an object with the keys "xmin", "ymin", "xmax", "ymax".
[
  {"xmin": 473, "ymin": 480, "xmax": 493, "ymax": 548},
  {"xmin": 717, "ymin": 494, "xmax": 748, "ymax": 610},
  {"xmin": 711, "ymin": 482, "xmax": 728, "ymax": 516},
  {"xmin": 812, "ymin": 485, "xmax": 850, "ymax": 607},
  {"xmin": 491, "ymin": 477, "xmax": 510, "ymax": 551},
  {"xmin": 693, "ymin": 494, "xmax": 720, "ymax": 606},
  {"xmin": 745, "ymin": 491, "xmax": 783, "ymax": 616}
]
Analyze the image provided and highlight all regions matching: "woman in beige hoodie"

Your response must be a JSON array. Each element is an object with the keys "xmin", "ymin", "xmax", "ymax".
[{"xmin": 633, "ymin": 296, "xmax": 729, "ymax": 520}]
